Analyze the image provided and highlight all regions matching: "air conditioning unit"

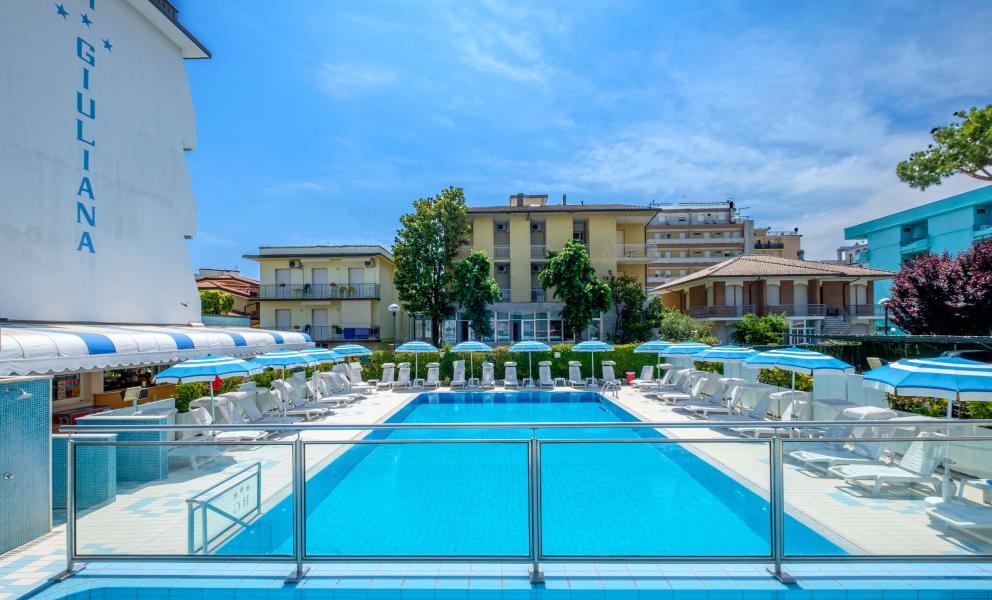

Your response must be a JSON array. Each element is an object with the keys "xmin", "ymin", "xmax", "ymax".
[
  {"xmin": 496, "ymin": 264, "xmax": 509, "ymax": 273},
  {"xmin": 531, "ymin": 263, "xmax": 543, "ymax": 273},
  {"xmin": 530, "ymin": 222, "xmax": 544, "ymax": 233},
  {"xmin": 495, "ymin": 222, "xmax": 508, "ymax": 232},
  {"xmin": 289, "ymin": 260, "xmax": 303, "ymax": 268},
  {"xmin": 364, "ymin": 258, "xmax": 375, "ymax": 268}
]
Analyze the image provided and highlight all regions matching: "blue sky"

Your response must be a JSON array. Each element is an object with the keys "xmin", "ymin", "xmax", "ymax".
[{"xmin": 177, "ymin": 1, "xmax": 992, "ymax": 277}]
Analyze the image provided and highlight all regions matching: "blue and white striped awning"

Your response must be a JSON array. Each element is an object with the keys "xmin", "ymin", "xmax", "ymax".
[{"xmin": 0, "ymin": 323, "xmax": 312, "ymax": 376}]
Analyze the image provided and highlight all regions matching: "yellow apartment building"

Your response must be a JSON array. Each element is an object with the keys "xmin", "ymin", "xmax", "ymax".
[
  {"xmin": 431, "ymin": 193, "xmax": 656, "ymax": 343},
  {"xmin": 244, "ymin": 246, "xmax": 405, "ymax": 348},
  {"xmin": 753, "ymin": 226, "xmax": 804, "ymax": 259}
]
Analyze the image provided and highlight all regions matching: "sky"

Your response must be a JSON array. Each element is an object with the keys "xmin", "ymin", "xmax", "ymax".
[{"xmin": 176, "ymin": 1, "xmax": 992, "ymax": 278}]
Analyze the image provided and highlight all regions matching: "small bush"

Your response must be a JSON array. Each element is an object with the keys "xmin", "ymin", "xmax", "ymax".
[{"xmin": 757, "ymin": 367, "xmax": 812, "ymax": 391}]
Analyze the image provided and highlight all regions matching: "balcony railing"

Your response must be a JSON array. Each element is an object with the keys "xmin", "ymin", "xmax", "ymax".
[
  {"xmin": 899, "ymin": 236, "xmax": 929, "ymax": 254},
  {"xmin": 765, "ymin": 304, "xmax": 825, "ymax": 317},
  {"xmin": 616, "ymin": 244, "xmax": 651, "ymax": 259},
  {"xmin": 846, "ymin": 304, "xmax": 883, "ymax": 318},
  {"xmin": 494, "ymin": 246, "xmax": 511, "ymax": 259},
  {"xmin": 531, "ymin": 288, "xmax": 545, "ymax": 302},
  {"xmin": 652, "ymin": 256, "xmax": 725, "ymax": 264},
  {"xmin": 63, "ymin": 418, "xmax": 992, "ymax": 584},
  {"xmin": 255, "ymin": 283, "xmax": 379, "ymax": 300},
  {"xmin": 530, "ymin": 245, "xmax": 547, "ymax": 259},
  {"xmin": 754, "ymin": 242, "xmax": 785, "ymax": 250},
  {"xmin": 651, "ymin": 237, "xmax": 743, "ymax": 245},
  {"xmin": 278, "ymin": 325, "xmax": 380, "ymax": 342},
  {"xmin": 688, "ymin": 305, "xmax": 754, "ymax": 318},
  {"xmin": 148, "ymin": 0, "xmax": 179, "ymax": 21},
  {"xmin": 499, "ymin": 288, "xmax": 511, "ymax": 302}
]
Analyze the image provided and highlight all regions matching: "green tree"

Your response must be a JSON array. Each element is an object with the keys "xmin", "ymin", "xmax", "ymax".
[
  {"xmin": 606, "ymin": 272, "xmax": 651, "ymax": 343},
  {"xmin": 731, "ymin": 312, "xmax": 787, "ymax": 345},
  {"xmin": 392, "ymin": 187, "xmax": 471, "ymax": 346},
  {"xmin": 647, "ymin": 303, "xmax": 716, "ymax": 344},
  {"xmin": 538, "ymin": 241, "xmax": 612, "ymax": 340},
  {"xmin": 897, "ymin": 106, "xmax": 992, "ymax": 190},
  {"xmin": 453, "ymin": 250, "xmax": 502, "ymax": 339},
  {"xmin": 199, "ymin": 290, "xmax": 234, "ymax": 315}
]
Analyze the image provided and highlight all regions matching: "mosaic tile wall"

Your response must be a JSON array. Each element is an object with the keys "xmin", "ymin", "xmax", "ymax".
[
  {"xmin": 52, "ymin": 434, "xmax": 118, "ymax": 510},
  {"xmin": 74, "ymin": 414, "xmax": 169, "ymax": 482},
  {"xmin": 0, "ymin": 376, "xmax": 52, "ymax": 554}
]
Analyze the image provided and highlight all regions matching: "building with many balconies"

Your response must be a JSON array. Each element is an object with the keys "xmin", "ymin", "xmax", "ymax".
[
  {"xmin": 657, "ymin": 255, "xmax": 892, "ymax": 342},
  {"xmin": 244, "ymin": 246, "xmax": 405, "ymax": 347},
  {"xmin": 645, "ymin": 202, "xmax": 804, "ymax": 289}
]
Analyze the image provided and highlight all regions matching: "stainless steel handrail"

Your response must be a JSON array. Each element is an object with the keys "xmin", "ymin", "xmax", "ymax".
[{"xmin": 57, "ymin": 418, "xmax": 992, "ymax": 586}]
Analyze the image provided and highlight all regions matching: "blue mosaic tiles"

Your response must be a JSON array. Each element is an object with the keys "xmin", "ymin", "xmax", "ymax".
[
  {"xmin": 0, "ymin": 376, "xmax": 52, "ymax": 554},
  {"xmin": 52, "ymin": 434, "xmax": 118, "ymax": 510},
  {"xmin": 74, "ymin": 414, "xmax": 169, "ymax": 483}
]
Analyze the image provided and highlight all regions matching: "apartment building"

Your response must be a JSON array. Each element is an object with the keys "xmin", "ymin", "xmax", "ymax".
[
  {"xmin": 845, "ymin": 185, "xmax": 992, "ymax": 306},
  {"xmin": 244, "ymin": 246, "xmax": 404, "ymax": 347},
  {"xmin": 658, "ymin": 255, "xmax": 892, "ymax": 343},
  {"xmin": 646, "ymin": 202, "xmax": 803, "ymax": 289},
  {"xmin": 435, "ymin": 193, "xmax": 657, "ymax": 343}
]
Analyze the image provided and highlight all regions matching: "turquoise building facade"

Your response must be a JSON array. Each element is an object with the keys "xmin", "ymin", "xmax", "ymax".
[{"xmin": 845, "ymin": 185, "xmax": 992, "ymax": 305}]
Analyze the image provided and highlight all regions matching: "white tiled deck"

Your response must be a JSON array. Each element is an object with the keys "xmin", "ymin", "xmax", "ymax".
[{"xmin": 4, "ymin": 384, "xmax": 992, "ymax": 599}]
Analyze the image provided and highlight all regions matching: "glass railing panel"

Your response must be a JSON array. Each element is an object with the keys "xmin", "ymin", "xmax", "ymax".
[
  {"xmin": 70, "ymin": 439, "xmax": 294, "ymax": 558},
  {"xmin": 303, "ymin": 440, "xmax": 529, "ymax": 557},
  {"xmin": 539, "ymin": 439, "xmax": 772, "ymax": 557},
  {"xmin": 783, "ymin": 428, "xmax": 992, "ymax": 558}
]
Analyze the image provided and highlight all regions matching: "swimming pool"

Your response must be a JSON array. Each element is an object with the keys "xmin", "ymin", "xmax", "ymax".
[{"xmin": 221, "ymin": 391, "xmax": 844, "ymax": 557}]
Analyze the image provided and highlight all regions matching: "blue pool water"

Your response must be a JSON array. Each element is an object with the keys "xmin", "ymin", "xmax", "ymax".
[{"xmin": 221, "ymin": 391, "xmax": 844, "ymax": 557}]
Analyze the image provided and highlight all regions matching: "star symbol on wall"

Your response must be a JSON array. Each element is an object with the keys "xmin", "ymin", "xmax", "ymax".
[
  {"xmin": 81, "ymin": 13, "xmax": 93, "ymax": 27},
  {"xmin": 103, "ymin": 38, "xmax": 112, "ymax": 52},
  {"xmin": 55, "ymin": 4, "xmax": 69, "ymax": 18}
]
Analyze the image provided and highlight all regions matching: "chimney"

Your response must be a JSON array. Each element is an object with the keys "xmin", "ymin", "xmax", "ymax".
[{"xmin": 562, "ymin": 193, "xmax": 567, "ymax": 206}]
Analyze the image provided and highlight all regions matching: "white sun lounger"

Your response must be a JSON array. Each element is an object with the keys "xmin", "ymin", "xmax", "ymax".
[
  {"xmin": 503, "ymin": 362, "xmax": 519, "ymax": 388},
  {"xmin": 481, "ymin": 362, "xmax": 496, "ymax": 388},
  {"xmin": 827, "ymin": 434, "xmax": 945, "ymax": 496},
  {"xmin": 737, "ymin": 397, "xmax": 809, "ymax": 438},
  {"xmin": 631, "ymin": 365, "xmax": 654, "ymax": 388},
  {"xmin": 927, "ymin": 500, "xmax": 992, "ymax": 542},
  {"xmin": 450, "ymin": 360, "xmax": 467, "ymax": 388},
  {"xmin": 392, "ymin": 363, "xmax": 412, "ymax": 389},
  {"xmin": 656, "ymin": 377, "xmax": 709, "ymax": 405},
  {"xmin": 680, "ymin": 385, "xmax": 744, "ymax": 419},
  {"xmin": 601, "ymin": 362, "xmax": 622, "ymax": 387},
  {"xmin": 424, "ymin": 363, "xmax": 441, "ymax": 388},
  {"xmin": 347, "ymin": 362, "xmax": 374, "ymax": 393},
  {"xmin": 538, "ymin": 361, "xmax": 555, "ymax": 388},
  {"xmin": 226, "ymin": 393, "xmax": 302, "ymax": 425},
  {"xmin": 189, "ymin": 406, "xmax": 269, "ymax": 442},
  {"xmin": 375, "ymin": 363, "xmax": 396, "ymax": 391},
  {"xmin": 568, "ymin": 361, "xmax": 586, "ymax": 387}
]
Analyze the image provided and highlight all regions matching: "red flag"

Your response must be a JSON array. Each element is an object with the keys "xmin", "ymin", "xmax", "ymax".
[{"xmin": 211, "ymin": 375, "xmax": 222, "ymax": 391}]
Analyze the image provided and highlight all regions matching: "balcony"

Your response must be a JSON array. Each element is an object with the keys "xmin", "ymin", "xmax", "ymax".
[
  {"xmin": 853, "ymin": 251, "xmax": 870, "ymax": 264},
  {"xmin": 899, "ymin": 236, "xmax": 929, "ymax": 255},
  {"xmin": 754, "ymin": 241, "xmax": 785, "ymax": 250},
  {"xmin": 974, "ymin": 222, "xmax": 992, "ymax": 240},
  {"xmin": 616, "ymin": 244, "xmax": 656, "ymax": 263},
  {"xmin": 494, "ymin": 245, "xmax": 511, "ymax": 259},
  {"xmin": 296, "ymin": 325, "xmax": 381, "ymax": 342},
  {"xmin": 765, "ymin": 304, "xmax": 825, "ymax": 317},
  {"xmin": 847, "ymin": 304, "xmax": 883, "ymax": 318},
  {"xmin": 499, "ymin": 288, "xmax": 511, "ymax": 302},
  {"xmin": 688, "ymin": 305, "xmax": 754, "ymax": 319},
  {"xmin": 530, "ymin": 245, "xmax": 547, "ymax": 259},
  {"xmin": 651, "ymin": 237, "xmax": 744, "ymax": 246},
  {"xmin": 652, "ymin": 256, "xmax": 725, "ymax": 264},
  {"xmin": 531, "ymin": 288, "xmax": 546, "ymax": 302},
  {"xmin": 255, "ymin": 283, "xmax": 379, "ymax": 300}
]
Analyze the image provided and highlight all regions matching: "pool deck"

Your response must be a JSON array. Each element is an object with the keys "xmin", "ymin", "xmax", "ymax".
[{"xmin": 4, "ymin": 385, "xmax": 992, "ymax": 599}]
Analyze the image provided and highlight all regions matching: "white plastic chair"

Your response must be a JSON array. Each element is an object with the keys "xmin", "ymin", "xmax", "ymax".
[
  {"xmin": 503, "ymin": 362, "xmax": 519, "ymax": 388},
  {"xmin": 480, "ymin": 362, "xmax": 496, "ymax": 388}
]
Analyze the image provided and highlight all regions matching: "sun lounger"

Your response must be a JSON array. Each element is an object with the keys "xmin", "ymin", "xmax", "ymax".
[
  {"xmin": 189, "ymin": 406, "xmax": 269, "ymax": 442},
  {"xmin": 271, "ymin": 381, "xmax": 331, "ymax": 420},
  {"xmin": 927, "ymin": 500, "xmax": 992, "ymax": 542},
  {"xmin": 424, "ymin": 363, "xmax": 441, "ymax": 388},
  {"xmin": 631, "ymin": 365, "xmax": 654, "ymax": 388},
  {"xmin": 737, "ymin": 396, "xmax": 809, "ymax": 438},
  {"xmin": 708, "ymin": 394, "xmax": 775, "ymax": 424},
  {"xmin": 481, "ymin": 362, "xmax": 496, "ymax": 388},
  {"xmin": 601, "ymin": 361, "xmax": 622, "ymax": 387},
  {"xmin": 225, "ymin": 392, "xmax": 302, "ymax": 424},
  {"xmin": 568, "ymin": 361, "xmax": 586, "ymax": 387},
  {"xmin": 681, "ymin": 385, "xmax": 744, "ymax": 419},
  {"xmin": 375, "ymin": 363, "xmax": 396, "ymax": 391},
  {"xmin": 827, "ymin": 433, "xmax": 945, "ymax": 496},
  {"xmin": 392, "ymin": 363, "xmax": 411, "ymax": 389},
  {"xmin": 655, "ymin": 377, "xmax": 709, "ymax": 405},
  {"xmin": 538, "ymin": 361, "xmax": 555, "ymax": 388},
  {"xmin": 450, "ymin": 360, "xmax": 467, "ymax": 388},
  {"xmin": 503, "ymin": 362, "xmax": 519, "ymax": 388},
  {"xmin": 644, "ymin": 368, "xmax": 692, "ymax": 397},
  {"xmin": 347, "ymin": 362, "xmax": 374, "ymax": 393}
]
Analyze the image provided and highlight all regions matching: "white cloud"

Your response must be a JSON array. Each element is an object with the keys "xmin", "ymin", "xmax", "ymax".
[
  {"xmin": 314, "ymin": 61, "xmax": 398, "ymax": 97},
  {"xmin": 263, "ymin": 180, "xmax": 334, "ymax": 195}
]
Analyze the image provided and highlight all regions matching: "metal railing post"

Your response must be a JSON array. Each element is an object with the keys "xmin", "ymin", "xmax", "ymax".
[
  {"xmin": 767, "ymin": 436, "xmax": 795, "ymax": 583},
  {"xmin": 285, "ymin": 436, "xmax": 308, "ymax": 583},
  {"xmin": 51, "ymin": 438, "xmax": 84, "ymax": 581},
  {"xmin": 528, "ymin": 430, "xmax": 545, "ymax": 584}
]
